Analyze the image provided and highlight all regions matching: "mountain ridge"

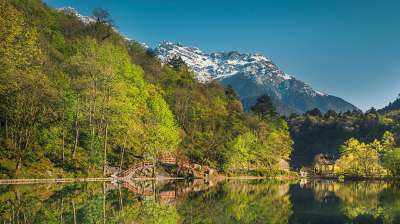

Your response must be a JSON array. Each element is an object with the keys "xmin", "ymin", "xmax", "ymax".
[{"xmin": 155, "ymin": 41, "xmax": 359, "ymax": 115}]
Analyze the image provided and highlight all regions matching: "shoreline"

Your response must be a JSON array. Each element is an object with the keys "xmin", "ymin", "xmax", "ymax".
[
  {"xmin": 0, "ymin": 177, "xmax": 111, "ymax": 185},
  {"xmin": 0, "ymin": 175, "xmax": 278, "ymax": 185},
  {"xmin": 2, "ymin": 174, "xmax": 397, "ymax": 185}
]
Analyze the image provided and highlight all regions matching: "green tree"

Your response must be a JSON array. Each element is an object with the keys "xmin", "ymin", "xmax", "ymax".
[
  {"xmin": 251, "ymin": 94, "xmax": 277, "ymax": 118},
  {"xmin": 382, "ymin": 148, "xmax": 400, "ymax": 177},
  {"xmin": 67, "ymin": 39, "xmax": 180, "ymax": 173},
  {"xmin": 382, "ymin": 131, "xmax": 396, "ymax": 152},
  {"xmin": 0, "ymin": 0, "xmax": 58, "ymax": 172},
  {"xmin": 335, "ymin": 138, "xmax": 388, "ymax": 177},
  {"xmin": 305, "ymin": 108, "xmax": 323, "ymax": 117},
  {"xmin": 224, "ymin": 132, "xmax": 257, "ymax": 172}
]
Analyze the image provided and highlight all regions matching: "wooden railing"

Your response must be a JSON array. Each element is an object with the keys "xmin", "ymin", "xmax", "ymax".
[
  {"xmin": 119, "ymin": 161, "xmax": 154, "ymax": 178},
  {"xmin": 116, "ymin": 154, "xmax": 203, "ymax": 180}
]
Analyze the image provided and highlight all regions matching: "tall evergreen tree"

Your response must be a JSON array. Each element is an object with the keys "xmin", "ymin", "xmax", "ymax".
[
  {"xmin": 251, "ymin": 94, "xmax": 277, "ymax": 118},
  {"xmin": 305, "ymin": 108, "xmax": 322, "ymax": 117}
]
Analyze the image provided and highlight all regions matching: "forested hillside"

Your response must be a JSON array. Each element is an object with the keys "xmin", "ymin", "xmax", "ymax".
[
  {"xmin": 379, "ymin": 95, "xmax": 400, "ymax": 113},
  {"xmin": 0, "ymin": 0, "xmax": 292, "ymax": 178},
  {"xmin": 288, "ymin": 103, "xmax": 400, "ymax": 168}
]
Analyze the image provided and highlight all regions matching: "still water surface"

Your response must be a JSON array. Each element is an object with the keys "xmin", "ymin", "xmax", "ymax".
[{"xmin": 0, "ymin": 179, "xmax": 399, "ymax": 223}]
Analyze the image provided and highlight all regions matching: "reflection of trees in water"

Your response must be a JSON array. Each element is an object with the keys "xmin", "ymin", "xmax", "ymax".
[
  {"xmin": 177, "ymin": 180, "xmax": 292, "ymax": 224},
  {"xmin": 0, "ymin": 184, "xmax": 73, "ymax": 223},
  {"xmin": 310, "ymin": 180, "xmax": 400, "ymax": 223},
  {"xmin": 0, "ymin": 182, "xmax": 179, "ymax": 224},
  {"xmin": 2, "ymin": 180, "xmax": 398, "ymax": 224}
]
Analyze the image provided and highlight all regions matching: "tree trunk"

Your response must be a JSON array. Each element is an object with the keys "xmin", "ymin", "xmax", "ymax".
[
  {"xmin": 119, "ymin": 135, "xmax": 128, "ymax": 170},
  {"xmin": 103, "ymin": 88, "xmax": 110, "ymax": 176},
  {"xmin": 90, "ymin": 78, "xmax": 96, "ymax": 156},
  {"xmin": 152, "ymin": 159, "xmax": 156, "ymax": 178},
  {"xmin": 60, "ymin": 197, "xmax": 64, "ymax": 223},
  {"xmin": 103, "ymin": 122, "xmax": 108, "ymax": 176},
  {"xmin": 103, "ymin": 182, "xmax": 106, "ymax": 224},
  {"xmin": 118, "ymin": 184, "xmax": 123, "ymax": 211},
  {"xmin": 62, "ymin": 128, "xmax": 65, "ymax": 165},
  {"xmin": 5, "ymin": 112, "xmax": 8, "ymax": 139},
  {"xmin": 72, "ymin": 201, "xmax": 77, "ymax": 224},
  {"xmin": 15, "ymin": 156, "xmax": 22, "ymax": 174},
  {"xmin": 73, "ymin": 98, "xmax": 80, "ymax": 159},
  {"xmin": 62, "ymin": 107, "xmax": 65, "ymax": 165}
]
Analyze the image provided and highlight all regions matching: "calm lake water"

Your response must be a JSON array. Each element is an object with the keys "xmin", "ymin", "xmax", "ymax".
[{"xmin": 0, "ymin": 179, "xmax": 399, "ymax": 224}]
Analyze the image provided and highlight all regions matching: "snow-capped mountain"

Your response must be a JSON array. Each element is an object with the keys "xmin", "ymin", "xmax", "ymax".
[{"xmin": 155, "ymin": 41, "xmax": 359, "ymax": 115}]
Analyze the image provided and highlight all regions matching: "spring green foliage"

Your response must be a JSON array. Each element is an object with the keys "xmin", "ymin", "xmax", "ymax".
[
  {"xmin": 224, "ymin": 120, "xmax": 292, "ymax": 174},
  {"xmin": 334, "ymin": 131, "xmax": 398, "ymax": 178},
  {"xmin": 0, "ymin": 0, "xmax": 292, "ymax": 177},
  {"xmin": 224, "ymin": 132, "xmax": 258, "ymax": 171},
  {"xmin": 0, "ymin": 0, "xmax": 179, "ymax": 177},
  {"xmin": 0, "ymin": 0, "xmax": 59, "ymax": 173},
  {"xmin": 382, "ymin": 148, "xmax": 400, "ymax": 177},
  {"xmin": 288, "ymin": 107, "xmax": 400, "ymax": 168},
  {"xmin": 335, "ymin": 138, "xmax": 387, "ymax": 178}
]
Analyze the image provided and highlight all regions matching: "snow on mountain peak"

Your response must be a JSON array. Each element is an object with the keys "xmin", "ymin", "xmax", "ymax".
[
  {"xmin": 155, "ymin": 41, "xmax": 296, "ymax": 84},
  {"xmin": 154, "ymin": 41, "xmax": 331, "ymax": 98}
]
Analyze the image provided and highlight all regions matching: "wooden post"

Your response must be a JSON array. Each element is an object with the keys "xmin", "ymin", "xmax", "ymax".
[
  {"xmin": 103, "ymin": 182, "xmax": 106, "ymax": 224},
  {"xmin": 72, "ymin": 201, "xmax": 77, "ymax": 224}
]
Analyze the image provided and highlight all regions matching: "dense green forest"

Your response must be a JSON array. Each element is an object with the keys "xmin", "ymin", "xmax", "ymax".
[
  {"xmin": 288, "ymin": 100, "xmax": 400, "ymax": 177},
  {"xmin": 0, "ymin": 0, "xmax": 292, "ymax": 178}
]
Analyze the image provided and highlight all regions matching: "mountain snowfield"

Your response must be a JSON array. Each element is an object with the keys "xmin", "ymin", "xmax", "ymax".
[
  {"xmin": 155, "ymin": 41, "xmax": 359, "ymax": 115},
  {"xmin": 155, "ymin": 41, "xmax": 295, "ymax": 84}
]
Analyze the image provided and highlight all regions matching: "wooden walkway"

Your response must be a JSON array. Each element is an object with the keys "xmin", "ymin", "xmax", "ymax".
[
  {"xmin": 0, "ymin": 155, "xmax": 203, "ymax": 185},
  {"xmin": 0, "ymin": 177, "xmax": 111, "ymax": 185}
]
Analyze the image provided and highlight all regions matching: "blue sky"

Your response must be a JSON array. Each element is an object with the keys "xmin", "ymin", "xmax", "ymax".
[{"xmin": 44, "ymin": 0, "xmax": 400, "ymax": 110}]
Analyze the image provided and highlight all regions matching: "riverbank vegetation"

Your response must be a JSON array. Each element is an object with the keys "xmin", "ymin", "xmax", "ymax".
[
  {"xmin": 290, "ymin": 98, "xmax": 400, "ymax": 179},
  {"xmin": 334, "ymin": 131, "xmax": 399, "ymax": 178},
  {"xmin": 288, "ymin": 99, "xmax": 400, "ymax": 173},
  {"xmin": 0, "ymin": 0, "xmax": 292, "ymax": 178}
]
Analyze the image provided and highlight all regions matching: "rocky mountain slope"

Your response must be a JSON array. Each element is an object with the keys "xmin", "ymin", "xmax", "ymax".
[{"xmin": 155, "ymin": 41, "xmax": 359, "ymax": 115}]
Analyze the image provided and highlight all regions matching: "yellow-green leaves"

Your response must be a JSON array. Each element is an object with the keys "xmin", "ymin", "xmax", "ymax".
[
  {"xmin": 335, "ymin": 132, "xmax": 398, "ymax": 178},
  {"xmin": 67, "ymin": 38, "xmax": 180, "ymax": 166}
]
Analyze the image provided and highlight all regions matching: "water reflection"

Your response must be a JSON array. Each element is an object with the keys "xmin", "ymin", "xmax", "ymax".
[
  {"xmin": 293, "ymin": 180, "xmax": 400, "ymax": 223},
  {"xmin": 0, "ymin": 179, "xmax": 399, "ymax": 223}
]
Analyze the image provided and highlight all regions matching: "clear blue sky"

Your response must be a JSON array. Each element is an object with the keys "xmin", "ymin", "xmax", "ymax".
[{"xmin": 44, "ymin": 0, "xmax": 400, "ymax": 110}]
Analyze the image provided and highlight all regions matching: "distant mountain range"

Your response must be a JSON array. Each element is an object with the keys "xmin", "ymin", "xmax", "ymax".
[{"xmin": 155, "ymin": 41, "xmax": 359, "ymax": 115}]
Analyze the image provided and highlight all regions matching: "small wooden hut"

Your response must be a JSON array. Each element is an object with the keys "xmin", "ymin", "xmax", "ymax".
[{"xmin": 314, "ymin": 154, "xmax": 335, "ymax": 176}]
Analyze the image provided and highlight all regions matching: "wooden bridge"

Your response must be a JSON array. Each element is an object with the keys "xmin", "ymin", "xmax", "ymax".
[
  {"xmin": 112, "ymin": 154, "xmax": 206, "ymax": 181},
  {"xmin": 117, "ymin": 161, "xmax": 156, "ymax": 180}
]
